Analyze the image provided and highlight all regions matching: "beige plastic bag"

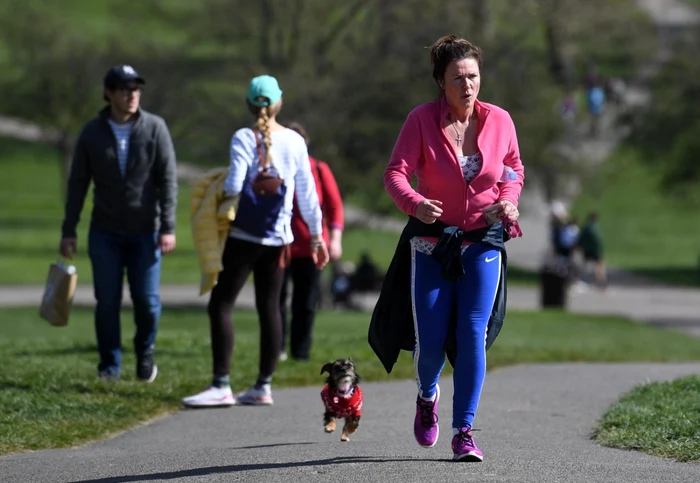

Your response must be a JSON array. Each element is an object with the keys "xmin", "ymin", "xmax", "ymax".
[{"xmin": 39, "ymin": 260, "xmax": 78, "ymax": 327}]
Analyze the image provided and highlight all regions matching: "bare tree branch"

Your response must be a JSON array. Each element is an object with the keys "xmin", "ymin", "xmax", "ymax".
[
  {"xmin": 287, "ymin": 0, "xmax": 306, "ymax": 66},
  {"xmin": 314, "ymin": 0, "xmax": 373, "ymax": 74},
  {"xmin": 260, "ymin": 0, "xmax": 274, "ymax": 66}
]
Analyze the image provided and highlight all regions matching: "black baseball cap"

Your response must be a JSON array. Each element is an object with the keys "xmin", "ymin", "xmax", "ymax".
[{"xmin": 103, "ymin": 64, "xmax": 146, "ymax": 89}]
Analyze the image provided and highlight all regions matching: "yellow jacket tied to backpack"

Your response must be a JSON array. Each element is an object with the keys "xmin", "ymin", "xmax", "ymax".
[{"xmin": 190, "ymin": 168, "xmax": 239, "ymax": 295}]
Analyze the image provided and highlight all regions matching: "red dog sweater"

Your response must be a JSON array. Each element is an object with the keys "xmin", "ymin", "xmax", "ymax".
[{"xmin": 321, "ymin": 384, "xmax": 363, "ymax": 418}]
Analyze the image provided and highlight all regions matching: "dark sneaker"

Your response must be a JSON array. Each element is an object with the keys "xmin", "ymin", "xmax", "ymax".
[
  {"xmin": 414, "ymin": 384, "xmax": 440, "ymax": 447},
  {"xmin": 136, "ymin": 353, "xmax": 158, "ymax": 383},
  {"xmin": 452, "ymin": 427, "xmax": 484, "ymax": 462}
]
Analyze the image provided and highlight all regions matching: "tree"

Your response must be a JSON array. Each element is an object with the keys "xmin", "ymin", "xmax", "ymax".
[
  {"xmin": 0, "ymin": 0, "xmax": 659, "ymax": 212},
  {"xmin": 0, "ymin": 0, "xmax": 201, "ymax": 197},
  {"xmin": 629, "ymin": 39, "xmax": 700, "ymax": 203},
  {"xmin": 0, "ymin": 4, "xmax": 137, "ymax": 197}
]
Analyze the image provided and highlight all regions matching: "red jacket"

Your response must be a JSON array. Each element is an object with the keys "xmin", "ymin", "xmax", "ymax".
[
  {"xmin": 321, "ymin": 384, "xmax": 363, "ymax": 418},
  {"xmin": 290, "ymin": 156, "xmax": 344, "ymax": 258}
]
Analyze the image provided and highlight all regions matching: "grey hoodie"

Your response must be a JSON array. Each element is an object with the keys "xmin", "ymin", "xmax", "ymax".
[{"xmin": 61, "ymin": 107, "xmax": 177, "ymax": 238}]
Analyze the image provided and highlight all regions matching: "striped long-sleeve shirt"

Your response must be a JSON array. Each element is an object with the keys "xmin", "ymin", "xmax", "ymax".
[
  {"xmin": 223, "ymin": 127, "xmax": 322, "ymax": 246},
  {"xmin": 107, "ymin": 119, "xmax": 133, "ymax": 177}
]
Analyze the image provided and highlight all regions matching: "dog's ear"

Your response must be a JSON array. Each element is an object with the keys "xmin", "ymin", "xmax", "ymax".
[{"xmin": 320, "ymin": 362, "xmax": 334, "ymax": 375}]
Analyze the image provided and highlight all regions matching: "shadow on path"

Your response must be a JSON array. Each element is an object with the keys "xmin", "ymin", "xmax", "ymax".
[{"xmin": 73, "ymin": 455, "xmax": 446, "ymax": 483}]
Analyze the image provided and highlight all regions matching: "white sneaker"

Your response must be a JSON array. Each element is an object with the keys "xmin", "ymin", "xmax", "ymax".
[
  {"xmin": 182, "ymin": 386, "xmax": 235, "ymax": 408},
  {"xmin": 237, "ymin": 384, "xmax": 273, "ymax": 406},
  {"xmin": 279, "ymin": 351, "xmax": 288, "ymax": 362}
]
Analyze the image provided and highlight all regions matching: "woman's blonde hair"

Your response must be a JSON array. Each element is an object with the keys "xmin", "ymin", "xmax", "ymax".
[
  {"xmin": 256, "ymin": 105, "xmax": 273, "ymax": 167},
  {"xmin": 247, "ymin": 99, "xmax": 281, "ymax": 167}
]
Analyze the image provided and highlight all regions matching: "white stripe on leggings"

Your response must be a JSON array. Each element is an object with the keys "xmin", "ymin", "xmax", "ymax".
[{"xmin": 410, "ymin": 243, "xmax": 425, "ymax": 397}]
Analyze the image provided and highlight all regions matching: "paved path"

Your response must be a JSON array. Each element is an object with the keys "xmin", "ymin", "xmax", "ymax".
[{"xmin": 2, "ymin": 362, "xmax": 699, "ymax": 483}]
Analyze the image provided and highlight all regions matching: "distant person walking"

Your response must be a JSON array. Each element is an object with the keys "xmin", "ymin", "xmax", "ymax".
[
  {"xmin": 279, "ymin": 121, "xmax": 344, "ymax": 362},
  {"xmin": 60, "ymin": 64, "xmax": 178, "ymax": 382},
  {"xmin": 560, "ymin": 90, "xmax": 577, "ymax": 124},
  {"xmin": 577, "ymin": 212, "xmax": 607, "ymax": 289},
  {"xmin": 586, "ymin": 84, "xmax": 606, "ymax": 137},
  {"xmin": 552, "ymin": 214, "xmax": 579, "ymax": 262}
]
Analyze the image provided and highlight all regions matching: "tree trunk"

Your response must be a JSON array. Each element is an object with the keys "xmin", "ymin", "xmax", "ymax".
[
  {"xmin": 545, "ymin": 19, "xmax": 570, "ymax": 87},
  {"xmin": 470, "ymin": 0, "xmax": 491, "ymax": 42},
  {"xmin": 541, "ymin": 0, "xmax": 571, "ymax": 88}
]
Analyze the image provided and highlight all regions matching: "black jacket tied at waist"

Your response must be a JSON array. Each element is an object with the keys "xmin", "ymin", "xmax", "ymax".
[{"xmin": 368, "ymin": 216, "xmax": 511, "ymax": 374}]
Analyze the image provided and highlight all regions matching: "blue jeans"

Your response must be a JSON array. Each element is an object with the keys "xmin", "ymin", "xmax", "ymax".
[
  {"xmin": 88, "ymin": 229, "xmax": 162, "ymax": 375},
  {"xmin": 411, "ymin": 242, "xmax": 501, "ymax": 429}
]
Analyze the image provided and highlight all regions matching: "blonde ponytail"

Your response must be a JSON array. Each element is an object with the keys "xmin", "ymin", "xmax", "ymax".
[{"xmin": 256, "ymin": 106, "xmax": 273, "ymax": 167}]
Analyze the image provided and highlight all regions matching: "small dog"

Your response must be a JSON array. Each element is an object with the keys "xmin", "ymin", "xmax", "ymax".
[{"xmin": 320, "ymin": 358, "xmax": 363, "ymax": 441}]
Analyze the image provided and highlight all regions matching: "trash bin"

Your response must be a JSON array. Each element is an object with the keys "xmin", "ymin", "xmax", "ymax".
[{"xmin": 540, "ymin": 256, "xmax": 570, "ymax": 309}]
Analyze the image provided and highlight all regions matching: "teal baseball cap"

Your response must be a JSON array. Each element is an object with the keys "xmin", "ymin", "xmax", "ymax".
[{"xmin": 247, "ymin": 75, "xmax": 283, "ymax": 107}]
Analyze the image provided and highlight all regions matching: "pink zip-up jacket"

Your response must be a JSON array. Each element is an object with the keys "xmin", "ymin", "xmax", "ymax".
[{"xmin": 385, "ymin": 97, "xmax": 524, "ymax": 233}]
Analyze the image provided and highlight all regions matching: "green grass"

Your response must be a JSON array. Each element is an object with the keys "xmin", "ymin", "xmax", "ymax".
[
  {"xmin": 595, "ymin": 375, "xmax": 700, "ymax": 462},
  {"xmin": 573, "ymin": 147, "xmax": 700, "ymax": 286},
  {"xmin": 2, "ymin": 305, "xmax": 700, "ymax": 455}
]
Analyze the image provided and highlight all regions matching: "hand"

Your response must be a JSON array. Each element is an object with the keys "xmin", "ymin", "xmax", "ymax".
[
  {"xmin": 311, "ymin": 238, "xmax": 330, "ymax": 269},
  {"xmin": 415, "ymin": 199, "xmax": 443, "ymax": 224},
  {"xmin": 59, "ymin": 237, "xmax": 77, "ymax": 259},
  {"xmin": 483, "ymin": 200, "xmax": 519, "ymax": 224},
  {"xmin": 328, "ymin": 230, "xmax": 343, "ymax": 262},
  {"xmin": 158, "ymin": 234, "xmax": 176, "ymax": 254}
]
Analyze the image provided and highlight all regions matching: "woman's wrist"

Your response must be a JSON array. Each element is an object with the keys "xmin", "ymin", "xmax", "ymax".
[
  {"xmin": 310, "ymin": 234, "xmax": 325, "ymax": 248},
  {"xmin": 329, "ymin": 228, "xmax": 342, "ymax": 244}
]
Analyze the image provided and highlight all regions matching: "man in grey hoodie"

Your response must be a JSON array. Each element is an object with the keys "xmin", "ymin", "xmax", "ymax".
[{"xmin": 59, "ymin": 64, "xmax": 178, "ymax": 382}]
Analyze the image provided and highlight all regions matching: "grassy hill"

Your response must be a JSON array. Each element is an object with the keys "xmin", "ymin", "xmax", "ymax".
[{"xmin": 573, "ymin": 147, "xmax": 700, "ymax": 286}]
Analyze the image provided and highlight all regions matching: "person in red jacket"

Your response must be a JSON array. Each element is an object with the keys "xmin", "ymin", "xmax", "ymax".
[{"xmin": 279, "ymin": 122, "xmax": 344, "ymax": 361}]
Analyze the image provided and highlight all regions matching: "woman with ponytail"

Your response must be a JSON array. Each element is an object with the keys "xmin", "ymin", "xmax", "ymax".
[{"xmin": 183, "ymin": 75, "xmax": 329, "ymax": 408}]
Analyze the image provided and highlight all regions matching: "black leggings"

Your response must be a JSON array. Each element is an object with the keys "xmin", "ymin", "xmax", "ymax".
[
  {"xmin": 280, "ymin": 257, "xmax": 321, "ymax": 360},
  {"xmin": 207, "ymin": 237, "xmax": 285, "ymax": 380}
]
